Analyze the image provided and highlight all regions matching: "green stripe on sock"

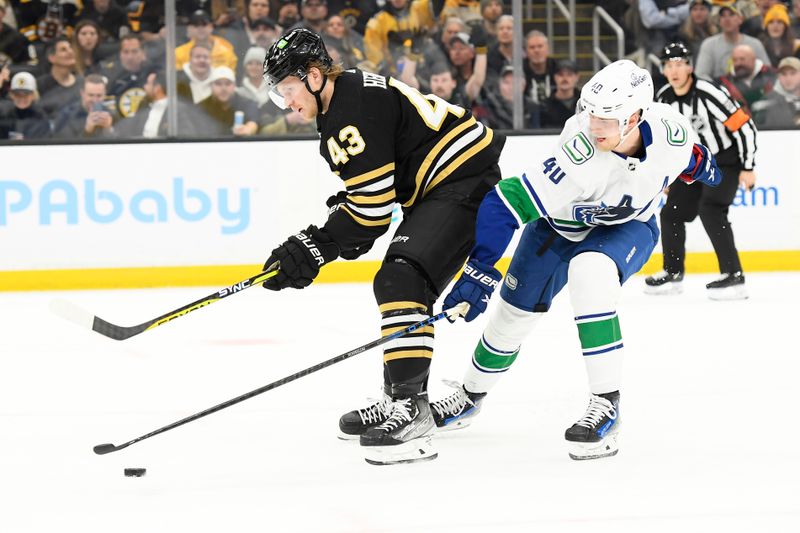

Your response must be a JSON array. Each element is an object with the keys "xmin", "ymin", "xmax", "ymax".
[
  {"xmin": 576, "ymin": 316, "xmax": 622, "ymax": 349},
  {"xmin": 474, "ymin": 339, "xmax": 519, "ymax": 370},
  {"xmin": 497, "ymin": 178, "xmax": 542, "ymax": 224}
]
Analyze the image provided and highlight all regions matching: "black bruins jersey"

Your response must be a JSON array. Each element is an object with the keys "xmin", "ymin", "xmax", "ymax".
[{"xmin": 318, "ymin": 69, "xmax": 505, "ymax": 251}]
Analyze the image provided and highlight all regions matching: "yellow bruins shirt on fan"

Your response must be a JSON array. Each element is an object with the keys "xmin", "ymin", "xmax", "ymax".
[{"xmin": 317, "ymin": 69, "xmax": 504, "ymax": 251}]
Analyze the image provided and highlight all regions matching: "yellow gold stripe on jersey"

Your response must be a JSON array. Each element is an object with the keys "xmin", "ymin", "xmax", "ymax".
[
  {"xmin": 424, "ymin": 125, "xmax": 494, "ymax": 196},
  {"xmin": 402, "ymin": 117, "xmax": 487, "ymax": 207},
  {"xmin": 384, "ymin": 349, "xmax": 434, "ymax": 362},
  {"xmin": 344, "ymin": 162, "xmax": 395, "ymax": 188},
  {"xmin": 379, "ymin": 301, "xmax": 428, "ymax": 313}
]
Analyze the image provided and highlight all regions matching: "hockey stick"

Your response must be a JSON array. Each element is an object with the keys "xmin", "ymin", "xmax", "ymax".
[
  {"xmin": 50, "ymin": 262, "xmax": 280, "ymax": 341},
  {"xmin": 93, "ymin": 303, "xmax": 468, "ymax": 455}
]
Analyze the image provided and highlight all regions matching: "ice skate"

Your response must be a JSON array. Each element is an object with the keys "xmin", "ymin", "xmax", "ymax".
[
  {"xmin": 565, "ymin": 392, "xmax": 620, "ymax": 460},
  {"xmin": 361, "ymin": 395, "xmax": 437, "ymax": 465},
  {"xmin": 643, "ymin": 270, "xmax": 684, "ymax": 295},
  {"xmin": 430, "ymin": 380, "xmax": 487, "ymax": 432},
  {"xmin": 338, "ymin": 388, "xmax": 392, "ymax": 441},
  {"xmin": 706, "ymin": 272, "xmax": 748, "ymax": 300}
]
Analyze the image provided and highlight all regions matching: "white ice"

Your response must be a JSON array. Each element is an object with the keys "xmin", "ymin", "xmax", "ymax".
[{"xmin": 1, "ymin": 273, "xmax": 798, "ymax": 532}]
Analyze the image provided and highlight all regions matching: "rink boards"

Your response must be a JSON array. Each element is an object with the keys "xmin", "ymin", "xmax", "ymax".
[{"xmin": 1, "ymin": 130, "xmax": 798, "ymax": 290}]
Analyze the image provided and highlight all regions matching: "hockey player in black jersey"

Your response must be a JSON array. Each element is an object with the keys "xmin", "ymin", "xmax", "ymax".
[{"xmin": 261, "ymin": 28, "xmax": 505, "ymax": 465}]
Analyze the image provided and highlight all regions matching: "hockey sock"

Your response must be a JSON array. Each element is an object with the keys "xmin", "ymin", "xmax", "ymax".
[
  {"xmin": 374, "ymin": 259, "xmax": 436, "ymax": 393},
  {"xmin": 464, "ymin": 298, "xmax": 542, "ymax": 394},
  {"xmin": 568, "ymin": 252, "xmax": 623, "ymax": 395}
]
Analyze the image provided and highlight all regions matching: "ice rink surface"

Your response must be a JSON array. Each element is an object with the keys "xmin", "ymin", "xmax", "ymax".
[{"xmin": 1, "ymin": 272, "xmax": 798, "ymax": 532}]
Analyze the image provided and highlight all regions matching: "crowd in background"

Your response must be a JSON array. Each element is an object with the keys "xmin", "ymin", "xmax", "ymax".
[{"xmin": 1, "ymin": 0, "xmax": 799, "ymax": 141}]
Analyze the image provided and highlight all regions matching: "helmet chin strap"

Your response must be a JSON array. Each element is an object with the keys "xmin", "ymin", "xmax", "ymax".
[
  {"xmin": 614, "ymin": 112, "xmax": 643, "ymax": 151},
  {"xmin": 304, "ymin": 75, "xmax": 328, "ymax": 116}
]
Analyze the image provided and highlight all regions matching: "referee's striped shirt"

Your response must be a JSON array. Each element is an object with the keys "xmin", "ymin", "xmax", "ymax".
[{"xmin": 656, "ymin": 76, "xmax": 757, "ymax": 170}]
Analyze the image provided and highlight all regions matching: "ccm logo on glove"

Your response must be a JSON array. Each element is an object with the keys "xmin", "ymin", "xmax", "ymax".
[{"xmin": 465, "ymin": 263, "xmax": 500, "ymax": 288}]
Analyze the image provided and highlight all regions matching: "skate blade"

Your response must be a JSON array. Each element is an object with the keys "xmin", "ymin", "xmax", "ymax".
[
  {"xmin": 643, "ymin": 282, "xmax": 683, "ymax": 295},
  {"xmin": 707, "ymin": 285, "xmax": 748, "ymax": 301},
  {"xmin": 567, "ymin": 433, "xmax": 619, "ymax": 461},
  {"xmin": 435, "ymin": 416, "xmax": 475, "ymax": 433},
  {"xmin": 337, "ymin": 431, "xmax": 361, "ymax": 441},
  {"xmin": 363, "ymin": 436, "xmax": 437, "ymax": 466}
]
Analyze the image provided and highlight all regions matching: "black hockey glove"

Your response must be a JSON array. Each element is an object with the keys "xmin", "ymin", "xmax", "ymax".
[
  {"xmin": 325, "ymin": 192, "xmax": 374, "ymax": 260},
  {"xmin": 468, "ymin": 24, "xmax": 488, "ymax": 54},
  {"xmin": 262, "ymin": 225, "xmax": 339, "ymax": 291}
]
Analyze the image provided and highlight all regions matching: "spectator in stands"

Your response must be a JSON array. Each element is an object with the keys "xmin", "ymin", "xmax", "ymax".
[
  {"xmin": 540, "ymin": 59, "xmax": 580, "ymax": 129},
  {"xmin": 324, "ymin": 14, "xmax": 365, "ymax": 68},
  {"xmin": 719, "ymin": 43, "xmax": 776, "ymax": 111},
  {"xmin": 428, "ymin": 61, "xmax": 469, "ymax": 106},
  {"xmin": 14, "ymin": 0, "xmax": 81, "ymax": 48},
  {"xmin": 486, "ymin": 14, "xmax": 512, "ymax": 81},
  {"xmin": 0, "ymin": 72, "xmax": 51, "ymax": 139},
  {"xmin": 117, "ymin": 69, "xmax": 201, "ymax": 137},
  {"xmin": 637, "ymin": 0, "xmax": 690, "ymax": 55},
  {"xmin": 677, "ymin": 0, "xmax": 718, "ymax": 57},
  {"xmin": 249, "ymin": 17, "xmax": 280, "ymax": 49},
  {"xmin": 754, "ymin": 55, "xmax": 800, "ymax": 127},
  {"xmin": 448, "ymin": 27, "xmax": 487, "ymax": 103},
  {"xmin": 759, "ymin": 3, "xmax": 800, "ymax": 66},
  {"xmin": 441, "ymin": 0, "xmax": 482, "ymax": 25},
  {"xmin": 177, "ymin": 42, "xmax": 213, "ymax": 103},
  {"xmin": 196, "ymin": 66, "xmax": 258, "ymax": 136},
  {"xmin": 218, "ymin": 0, "xmax": 273, "ymax": 70},
  {"xmin": 326, "ymin": 0, "xmax": 376, "ymax": 35},
  {"xmin": 36, "ymin": 36, "xmax": 80, "ymax": 118},
  {"xmin": 81, "ymin": 0, "xmax": 129, "ymax": 42},
  {"xmin": 72, "ymin": 20, "xmax": 104, "ymax": 75},
  {"xmin": 103, "ymin": 33, "xmax": 149, "ymax": 118},
  {"xmin": 523, "ymin": 30, "xmax": 556, "ymax": 105},
  {"xmin": 792, "ymin": 0, "xmax": 800, "ymax": 37},
  {"xmin": 694, "ymin": 4, "xmax": 771, "ymax": 79},
  {"xmin": 260, "ymin": 107, "xmax": 316, "ymax": 135},
  {"xmin": 0, "ymin": 0, "xmax": 31, "ymax": 63},
  {"xmin": 236, "ymin": 45, "xmax": 268, "ymax": 105},
  {"xmin": 740, "ymin": 0, "xmax": 780, "ymax": 37},
  {"xmin": 292, "ymin": 0, "xmax": 329, "ymax": 34},
  {"xmin": 364, "ymin": 0, "xmax": 435, "ymax": 75},
  {"xmin": 482, "ymin": 64, "xmax": 539, "ymax": 129},
  {"xmin": 0, "ymin": 61, "xmax": 9, "ymax": 96},
  {"xmin": 277, "ymin": 0, "xmax": 301, "ymax": 28},
  {"xmin": 479, "ymin": 0, "xmax": 504, "ymax": 44},
  {"xmin": 211, "ymin": 0, "xmax": 246, "ymax": 29},
  {"xmin": 53, "ymin": 73, "xmax": 116, "ymax": 138},
  {"xmin": 175, "ymin": 10, "xmax": 237, "ymax": 71},
  {"xmin": 428, "ymin": 16, "xmax": 465, "ymax": 66}
]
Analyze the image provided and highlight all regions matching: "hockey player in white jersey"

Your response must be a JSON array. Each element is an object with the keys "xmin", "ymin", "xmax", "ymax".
[{"xmin": 430, "ymin": 60, "xmax": 721, "ymax": 460}]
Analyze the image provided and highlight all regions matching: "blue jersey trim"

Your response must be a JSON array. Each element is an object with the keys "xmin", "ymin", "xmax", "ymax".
[
  {"xmin": 583, "ymin": 343, "xmax": 624, "ymax": 356},
  {"xmin": 482, "ymin": 335, "xmax": 518, "ymax": 355},
  {"xmin": 575, "ymin": 311, "xmax": 617, "ymax": 321}
]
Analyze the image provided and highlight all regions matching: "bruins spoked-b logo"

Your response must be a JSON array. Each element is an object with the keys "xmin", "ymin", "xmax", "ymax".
[{"xmin": 118, "ymin": 87, "xmax": 146, "ymax": 117}]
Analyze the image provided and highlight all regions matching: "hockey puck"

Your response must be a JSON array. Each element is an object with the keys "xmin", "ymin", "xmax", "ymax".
[{"xmin": 124, "ymin": 468, "xmax": 146, "ymax": 477}]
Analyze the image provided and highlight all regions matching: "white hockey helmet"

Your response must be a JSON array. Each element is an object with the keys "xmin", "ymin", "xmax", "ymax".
[{"xmin": 578, "ymin": 59, "xmax": 654, "ymax": 144}]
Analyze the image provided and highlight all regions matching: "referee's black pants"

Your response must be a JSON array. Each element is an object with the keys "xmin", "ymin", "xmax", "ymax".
[{"xmin": 660, "ymin": 154, "xmax": 743, "ymax": 275}]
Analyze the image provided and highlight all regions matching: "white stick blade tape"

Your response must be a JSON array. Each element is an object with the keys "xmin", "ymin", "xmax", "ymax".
[{"xmin": 49, "ymin": 299, "xmax": 95, "ymax": 330}]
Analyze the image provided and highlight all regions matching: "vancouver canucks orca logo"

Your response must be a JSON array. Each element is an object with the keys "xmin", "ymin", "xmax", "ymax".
[{"xmin": 573, "ymin": 195, "xmax": 638, "ymax": 225}]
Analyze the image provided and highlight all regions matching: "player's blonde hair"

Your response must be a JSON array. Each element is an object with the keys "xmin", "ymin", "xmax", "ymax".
[{"xmin": 308, "ymin": 60, "xmax": 345, "ymax": 81}]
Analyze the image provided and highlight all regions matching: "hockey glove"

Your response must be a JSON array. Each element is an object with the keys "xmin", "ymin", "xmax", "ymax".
[
  {"xmin": 325, "ymin": 192, "xmax": 374, "ymax": 260},
  {"xmin": 443, "ymin": 259, "xmax": 502, "ymax": 322},
  {"xmin": 263, "ymin": 225, "xmax": 340, "ymax": 291},
  {"xmin": 678, "ymin": 144, "xmax": 721, "ymax": 187},
  {"xmin": 468, "ymin": 24, "xmax": 488, "ymax": 54}
]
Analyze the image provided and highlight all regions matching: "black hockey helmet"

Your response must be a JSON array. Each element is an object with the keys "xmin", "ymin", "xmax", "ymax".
[
  {"xmin": 660, "ymin": 41, "xmax": 692, "ymax": 65},
  {"xmin": 263, "ymin": 28, "xmax": 333, "ymax": 110}
]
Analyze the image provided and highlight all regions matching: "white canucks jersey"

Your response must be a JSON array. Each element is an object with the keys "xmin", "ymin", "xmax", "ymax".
[{"xmin": 495, "ymin": 103, "xmax": 694, "ymax": 243}]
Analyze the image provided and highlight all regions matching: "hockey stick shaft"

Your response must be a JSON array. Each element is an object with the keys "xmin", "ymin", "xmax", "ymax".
[
  {"xmin": 53, "ymin": 263, "xmax": 279, "ymax": 341},
  {"xmin": 93, "ymin": 303, "xmax": 467, "ymax": 455}
]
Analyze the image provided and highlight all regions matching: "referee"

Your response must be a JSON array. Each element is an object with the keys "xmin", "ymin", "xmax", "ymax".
[{"xmin": 645, "ymin": 41, "xmax": 757, "ymax": 300}]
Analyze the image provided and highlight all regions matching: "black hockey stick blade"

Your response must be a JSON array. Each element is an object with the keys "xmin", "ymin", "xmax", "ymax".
[
  {"xmin": 91, "ymin": 304, "xmax": 468, "ymax": 455},
  {"xmin": 93, "ymin": 443, "xmax": 122, "ymax": 455},
  {"xmin": 51, "ymin": 263, "xmax": 279, "ymax": 341}
]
